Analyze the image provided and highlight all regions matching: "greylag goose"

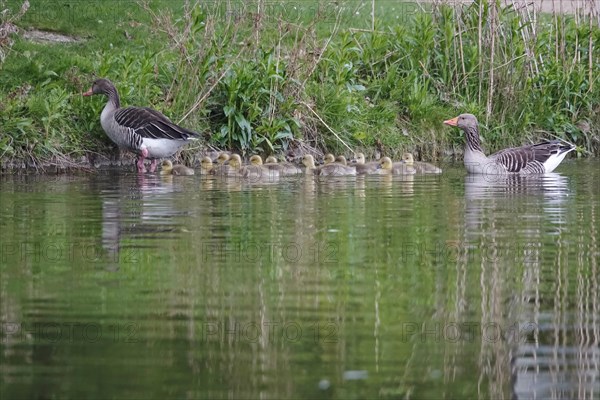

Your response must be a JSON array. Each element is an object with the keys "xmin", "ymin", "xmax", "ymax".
[
  {"xmin": 377, "ymin": 157, "xmax": 416, "ymax": 175},
  {"xmin": 351, "ymin": 152, "xmax": 380, "ymax": 175},
  {"xmin": 402, "ymin": 153, "xmax": 442, "ymax": 174},
  {"xmin": 302, "ymin": 154, "xmax": 357, "ymax": 176},
  {"xmin": 443, "ymin": 114, "xmax": 575, "ymax": 174},
  {"xmin": 262, "ymin": 156, "xmax": 302, "ymax": 176},
  {"xmin": 83, "ymin": 78, "xmax": 200, "ymax": 173},
  {"xmin": 160, "ymin": 160, "xmax": 194, "ymax": 176}
]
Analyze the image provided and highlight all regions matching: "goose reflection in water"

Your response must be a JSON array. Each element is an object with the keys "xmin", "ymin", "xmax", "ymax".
[
  {"xmin": 100, "ymin": 173, "xmax": 185, "ymax": 270},
  {"xmin": 461, "ymin": 172, "xmax": 599, "ymax": 399},
  {"xmin": 463, "ymin": 173, "xmax": 570, "ymax": 234}
]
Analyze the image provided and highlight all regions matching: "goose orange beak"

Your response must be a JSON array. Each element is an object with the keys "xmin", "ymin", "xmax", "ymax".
[
  {"xmin": 82, "ymin": 88, "xmax": 93, "ymax": 96},
  {"xmin": 443, "ymin": 117, "xmax": 458, "ymax": 126}
]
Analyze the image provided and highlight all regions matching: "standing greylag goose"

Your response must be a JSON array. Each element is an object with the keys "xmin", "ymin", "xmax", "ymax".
[
  {"xmin": 83, "ymin": 78, "xmax": 200, "ymax": 173},
  {"xmin": 302, "ymin": 154, "xmax": 356, "ymax": 176},
  {"xmin": 402, "ymin": 153, "xmax": 442, "ymax": 174},
  {"xmin": 443, "ymin": 114, "xmax": 575, "ymax": 174},
  {"xmin": 160, "ymin": 160, "xmax": 194, "ymax": 176},
  {"xmin": 262, "ymin": 156, "xmax": 302, "ymax": 176},
  {"xmin": 377, "ymin": 157, "xmax": 416, "ymax": 175},
  {"xmin": 351, "ymin": 152, "xmax": 380, "ymax": 175}
]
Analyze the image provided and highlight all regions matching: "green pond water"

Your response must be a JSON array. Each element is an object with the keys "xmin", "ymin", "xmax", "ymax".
[{"xmin": 1, "ymin": 160, "xmax": 598, "ymax": 399}]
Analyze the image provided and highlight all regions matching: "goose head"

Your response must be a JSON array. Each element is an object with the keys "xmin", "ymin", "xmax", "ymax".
[
  {"xmin": 323, "ymin": 154, "xmax": 335, "ymax": 164},
  {"xmin": 216, "ymin": 153, "xmax": 230, "ymax": 165},
  {"xmin": 265, "ymin": 156, "xmax": 278, "ymax": 164},
  {"xmin": 228, "ymin": 154, "xmax": 242, "ymax": 169},
  {"xmin": 335, "ymin": 155, "xmax": 348, "ymax": 165},
  {"xmin": 443, "ymin": 113, "xmax": 478, "ymax": 130},
  {"xmin": 302, "ymin": 154, "xmax": 316, "ymax": 169},
  {"xmin": 353, "ymin": 153, "xmax": 366, "ymax": 164},
  {"xmin": 83, "ymin": 78, "xmax": 116, "ymax": 97},
  {"xmin": 402, "ymin": 153, "xmax": 414, "ymax": 165},
  {"xmin": 160, "ymin": 160, "xmax": 174, "ymax": 175},
  {"xmin": 249, "ymin": 155, "xmax": 263, "ymax": 166},
  {"xmin": 200, "ymin": 156, "xmax": 213, "ymax": 172},
  {"xmin": 378, "ymin": 157, "xmax": 393, "ymax": 171}
]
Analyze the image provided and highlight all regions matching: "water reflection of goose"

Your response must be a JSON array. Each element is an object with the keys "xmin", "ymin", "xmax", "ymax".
[
  {"xmin": 464, "ymin": 173, "xmax": 570, "ymax": 199},
  {"xmin": 463, "ymin": 173, "xmax": 571, "ymax": 237},
  {"xmin": 100, "ymin": 173, "xmax": 183, "ymax": 269}
]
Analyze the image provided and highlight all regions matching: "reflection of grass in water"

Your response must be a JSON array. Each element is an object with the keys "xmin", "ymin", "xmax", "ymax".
[{"xmin": 0, "ymin": 0, "xmax": 598, "ymax": 168}]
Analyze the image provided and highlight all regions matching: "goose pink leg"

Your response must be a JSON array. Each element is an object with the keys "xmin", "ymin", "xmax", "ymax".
[
  {"xmin": 148, "ymin": 159, "xmax": 158, "ymax": 173},
  {"xmin": 137, "ymin": 148, "xmax": 149, "ymax": 173}
]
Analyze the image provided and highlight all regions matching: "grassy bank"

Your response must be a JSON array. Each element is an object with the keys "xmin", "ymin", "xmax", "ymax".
[{"xmin": 1, "ymin": 0, "xmax": 598, "ymax": 170}]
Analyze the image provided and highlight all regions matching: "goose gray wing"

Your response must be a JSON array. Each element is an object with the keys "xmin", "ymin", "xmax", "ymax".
[
  {"xmin": 490, "ymin": 140, "xmax": 572, "ymax": 173},
  {"xmin": 114, "ymin": 106, "xmax": 199, "ymax": 141}
]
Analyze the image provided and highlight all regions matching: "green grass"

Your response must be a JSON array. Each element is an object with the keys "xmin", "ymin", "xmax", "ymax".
[{"xmin": 0, "ymin": 0, "xmax": 598, "ymax": 169}]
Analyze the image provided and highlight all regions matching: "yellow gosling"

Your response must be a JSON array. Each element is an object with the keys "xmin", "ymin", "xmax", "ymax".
[
  {"xmin": 402, "ymin": 152, "xmax": 442, "ymax": 174},
  {"xmin": 160, "ymin": 160, "xmax": 194, "ymax": 176},
  {"xmin": 200, "ymin": 156, "xmax": 214, "ymax": 174},
  {"xmin": 352, "ymin": 152, "xmax": 380, "ymax": 175},
  {"xmin": 377, "ymin": 157, "xmax": 416, "ymax": 175},
  {"xmin": 302, "ymin": 154, "xmax": 318, "ymax": 175},
  {"xmin": 263, "ymin": 155, "xmax": 302, "ymax": 176},
  {"xmin": 323, "ymin": 153, "xmax": 336, "ymax": 165},
  {"xmin": 335, "ymin": 155, "xmax": 348, "ymax": 165},
  {"xmin": 304, "ymin": 154, "xmax": 356, "ymax": 176},
  {"xmin": 228, "ymin": 155, "xmax": 280, "ymax": 181},
  {"xmin": 212, "ymin": 152, "xmax": 232, "ymax": 176}
]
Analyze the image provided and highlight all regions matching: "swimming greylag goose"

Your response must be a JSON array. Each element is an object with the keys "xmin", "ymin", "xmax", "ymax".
[
  {"xmin": 351, "ymin": 152, "xmax": 380, "ymax": 175},
  {"xmin": 377, "ymin": 157, "xmax": 416, "ymax": 175},
  {"xmin": 83, "ymin": 78, "xmax": 200, "ymax": 173},
  {"xmin": 302, "ymin": 154, "xmax": 357, "ymax": 176},
  {"xmin": 160, "ymin": 160, "xmax": 195, "ymax": 176},
  {"xmin": 262, "ymin": 156, "xmax": 302, "ymax": 176},
  {"xmin": 402, "ymin": 153, "xmax": 442, "ymax": 174},
  {"xmin": 443, "ymin": 114, "xmax": 575, "ymax": 174}
]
